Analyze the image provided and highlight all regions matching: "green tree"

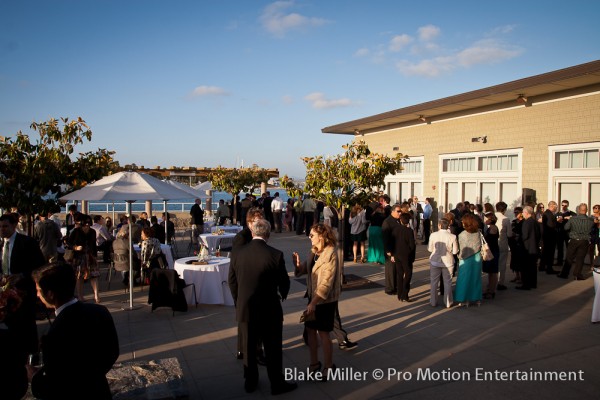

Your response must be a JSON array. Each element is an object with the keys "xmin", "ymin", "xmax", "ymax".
[
  {"xmin": 207, "ymin": 165, "xmax": 270, "ymax": 222},
  {"xmin": 280, "ymin": 175, "xmax": 303, "ymax": 200},
  {"xmin": 0, "ymin": 117, "xmax": 118, "ymax": 234},
  {"xmin": 286, "ymin": 140, "xmax": 407, "ymax": 264}
]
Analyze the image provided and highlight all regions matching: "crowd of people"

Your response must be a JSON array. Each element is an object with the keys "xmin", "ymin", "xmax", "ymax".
[
  {"xmin": 1, "ymin": 202, "xmax": 186, "ymax": 399},
  {"xmin": 1, "ymin": 207, "xmax": 120, "ymax": 400},
  {"xmin": 228, "ymin": 205, "xmax": 359, "ymax": 394},
  {"xmin": 1, "ymin": 194, "xmax": 598, "ymax": 398}
]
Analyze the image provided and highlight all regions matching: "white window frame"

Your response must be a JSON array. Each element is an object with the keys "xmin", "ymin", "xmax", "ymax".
[
  {"xmin": 385, "ymin": 156, "xmax": 424, "ymax": 203},
  {"xmin": 439, "ymin": 149, "xmax": 522, "ymax": 212},
  {"xmin": 548, "ymin": 142, "xmax": 600, "ymax": 208}
]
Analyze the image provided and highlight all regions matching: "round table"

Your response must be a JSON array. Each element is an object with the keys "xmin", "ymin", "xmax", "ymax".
[
  {"xmin": 198, "ymin": 233, "xmax": 236, "ymax": 250},
  {"xmin": 173, "ymin": 256, "xmax": 234, "ymax": 306},
  {"xmin": 210, "ymin": 225, "xmax": 243, "ymax": 234}
]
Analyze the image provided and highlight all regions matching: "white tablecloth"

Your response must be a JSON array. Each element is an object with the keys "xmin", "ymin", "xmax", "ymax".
[
  {"xmin": 210, "ymin": 225, "xmax": 243, "ymax": 234},
  {"xmin": 174, "ymin": 256, "xmax": 234, "ymax": 306},
  {"xmin": 133, "ymin": 243, "xmax": 174, "ymax": 269},
  {"xmin": 198, "ymin": 233, "xmax": 236, "ymax": 250}
]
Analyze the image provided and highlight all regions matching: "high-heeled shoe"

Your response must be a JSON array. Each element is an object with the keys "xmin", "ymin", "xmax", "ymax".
[
  {"xmin": 308, "ymin": 361, "xmax": 322, "ymax": 380},
  {"xmin": 321, "ymin": 364, "xmax": 336, "ymax": 382}
]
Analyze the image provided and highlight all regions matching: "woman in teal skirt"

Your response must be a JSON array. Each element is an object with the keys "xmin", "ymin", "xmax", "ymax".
[
  {"xmin": 367, "ymin": 205, "xmax": 386, "ymax": 264},
  {"xmin": 454, "ymin": 213, "xmax": 483, "ymax": 306}
]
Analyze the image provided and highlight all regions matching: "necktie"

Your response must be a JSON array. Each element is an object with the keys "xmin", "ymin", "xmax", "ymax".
[{"xmin": 2, "ymin": 239, "xmax": 9, "ymax": 275}]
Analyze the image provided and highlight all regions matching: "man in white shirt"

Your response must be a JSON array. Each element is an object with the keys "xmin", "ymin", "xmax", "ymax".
[
  {"xmin": 427, "ymin": 218, "xmax": 458, "ymax": 308},
  {"xmin": 302, "ymin": 196, "xmax": 317, "ymax": 237},
  {"xmin": 270, "ymin": 192, "xmax": 284, "ymax": 233},
  {"xmin": 91, "ymin": 215, "xmax": 112, "ymax": 263}
]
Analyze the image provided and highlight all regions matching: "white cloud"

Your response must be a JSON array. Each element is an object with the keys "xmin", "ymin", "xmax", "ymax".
[
  {"xmin": 489, "ymin": 24, "xmax": 517, "ymax": 35},
  {"xmin": 282, "ymin": 95, "xmax": 294, "ymax": 104},
  {"xmin": 354, "ymin": 47, "xmax": 370, "ymax": 57},
  {"xmin": 418, "ymin": 24, "xmax": 440, "ymax": 42},
  {"xmin": 389, "ymin": 34, "xmax": 413, "ymax": 52},
  {"xmin": 190, "ymin": 86, "xmax": 230, "ymax": 97},
  {"xmin": 304, "ymin": 92, "xmax": 355, "ymax": 109},
  {"xmin": 260, "ymin": 1, "xmax": 329, "ymax": 37},
  {"xmin": 396, "ymin": 57, "xmax": 454, "ymax": 77},
  {"xmin": 396, "ymin": 39, "xmax": 523, "ymax": 77},
  {"xmin": 455, "ymin": 39, "xmax": 523, "ymax": 67}
]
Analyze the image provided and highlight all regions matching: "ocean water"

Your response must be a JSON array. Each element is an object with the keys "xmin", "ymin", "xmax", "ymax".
[{"xmin": 63, "ymin": 190, "xmax": 291, "ymax": 213}]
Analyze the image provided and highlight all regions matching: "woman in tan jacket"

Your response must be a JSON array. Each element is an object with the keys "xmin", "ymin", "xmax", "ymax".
[{"xmin": 294, "ymin": 223, "xmax": 341, "ymax": 379}]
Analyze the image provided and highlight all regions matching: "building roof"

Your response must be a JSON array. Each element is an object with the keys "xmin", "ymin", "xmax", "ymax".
[{"xmin": 322, "ymin": 60, "xmax": 600, "ymax": 135}]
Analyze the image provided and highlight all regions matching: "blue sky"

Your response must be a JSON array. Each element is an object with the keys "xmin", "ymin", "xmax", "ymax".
[{"xmin": 1, "ymin": 0, "xmax": 599, "ymax": 178}]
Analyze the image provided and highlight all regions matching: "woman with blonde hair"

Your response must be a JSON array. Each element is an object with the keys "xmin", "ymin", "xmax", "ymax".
[{"xmin": 294, "ymin": 223, "xmax": 341, "ymax": 379}]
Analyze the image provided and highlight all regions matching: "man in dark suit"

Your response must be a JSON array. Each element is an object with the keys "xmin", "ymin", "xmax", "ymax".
[
  {"xmin": 228, "ymin": 219, "xmax": 296, "ymax": 395},
  {"xmin": 381, "ymin": 204, "xmax": 401, "ymax": 295},
  {"xmin": 556, "ymin": 200, "xmax": 576, "ymax": 265},
  {"xmin": 540, "ymin": 201, "xmax": 559, "ymax": 274},
  {"xmin": 1, "ymin": 213, "xmax": 46, "ymax": 358},
  {"xmin": 392, "ymin": 213, "xmax": 417, "ymax": 302},
  {"xmin": 150, "ymin": 216, "xmax": 165, "ymax": 244},
  {"xmin": 518, "ymin": 206, "xmax": 540, "ymax": 290},
  {"xmin": 231, "ymin": 207, "xmax": 264, "ymax": 361},
  {"xmin": 29, "ymin": 263, "xmax": 119, "ymax": 400}
]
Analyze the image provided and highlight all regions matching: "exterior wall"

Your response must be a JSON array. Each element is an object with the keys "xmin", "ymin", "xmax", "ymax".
[{"xmin": 360, "ymin": 90, "xmax": 600, "ymax": 211}]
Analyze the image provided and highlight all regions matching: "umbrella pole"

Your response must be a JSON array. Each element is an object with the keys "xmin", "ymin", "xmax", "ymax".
[
  {"xmin": 129, "ymin": 214, "xmax": 133, "ymax": 308},
  {"xmin": 164, "ymin": 200, "xmax": 168, "ymax": 245},
  {"xmin": 123, "ymin": 201, "xmax": 140, "ymax": 311}
]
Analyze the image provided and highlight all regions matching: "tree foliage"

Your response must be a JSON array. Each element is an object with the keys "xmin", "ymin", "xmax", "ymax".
[
  {"xmin": 0, "ymin": 117, "xmax": 117, "ymax": 228},
  {"xmin": 296, "ymin": 140, "xmax": 407, "ymax": 210},
  {"xmin": 207, "ymin": 164, "xmax": 270, "ymax": 197},
  {"xmin": 280, "ymin": 175, "xmax": 303, "ymax": 200},
  {"xmin": 207, "ymin": 165, "xmax": 270, "ymax": 222},
  {"xmin": 285, "ymin": 141, "xmax": 407, "ymax": 261}
]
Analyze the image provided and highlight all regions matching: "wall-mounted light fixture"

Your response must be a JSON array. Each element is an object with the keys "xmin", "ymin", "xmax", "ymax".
[
  {"xmin": 418, "ymin": 115, "xmax": 428, "ymax": 123},
  {"xmin": 471, "ymin": 136, "xmax": 488, "ymax": 144},
  {"xmin": 354, "ymin": 129, "xmax": 360, "ymax": 135},
  {"xmin": 392, "ymin": 146, "xmax": 399, "ymax": 151},
  {"xmin": 516, "ymin": 94, "xmax": 528, "ymax": 105}
]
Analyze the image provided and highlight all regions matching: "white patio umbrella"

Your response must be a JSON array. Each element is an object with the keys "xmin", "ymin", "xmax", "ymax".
[
  {"xmin": 61, "ymin": 171, "xmax": 195, "ymax": 309},
  {"xmin": 162, "ymin": 179, "xmax": 209, "ymax": 199},
  {"xmin": 193, "ymin": 181, "xmax": 212, "ymax": 191}
]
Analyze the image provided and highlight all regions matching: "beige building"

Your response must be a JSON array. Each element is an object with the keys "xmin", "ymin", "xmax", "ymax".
[{"xmin": 323, "ymin": 60, "xmax": 600, "ymax": 215}]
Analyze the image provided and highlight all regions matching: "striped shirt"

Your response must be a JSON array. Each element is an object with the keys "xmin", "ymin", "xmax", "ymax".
[{"xmin": 565, "ymin": 214, "xmax": 595, "ymax": 241}]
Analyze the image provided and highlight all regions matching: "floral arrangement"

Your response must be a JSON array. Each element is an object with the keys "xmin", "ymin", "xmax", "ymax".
[
  {"xmin": 0, "ymin": 275, "xmax": 23, "ymax": 322},
  {"xmin": 212, "ymin": 229, "xmax": 225, "ymax": 235}
]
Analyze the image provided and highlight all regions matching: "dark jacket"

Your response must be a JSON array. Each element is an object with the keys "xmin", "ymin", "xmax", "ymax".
[
  {"xmin": 228, "ymin": 239, "xmax": 290, "ymax": 323},
  {"xmin": 541, "ymin": 209, "xmax": 557, "ymax": 240},
  {"xmin": 31, "ymin": 301, "xmax": 119, "ymax": 400},
  {"xmin": 392, "ymin": 224, "xmax": 416, "ymax": 264},
  {"xmin": 521, "ymin": 217, "xmax": 540, "ymax": 255},
  {"xmin": 381, "ymin": 215, "xmax": 399, "ymax": 255}
]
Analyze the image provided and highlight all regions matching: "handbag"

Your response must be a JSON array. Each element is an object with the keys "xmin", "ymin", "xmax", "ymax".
[
  {"xmin": 480, "ymin": 232, "xmax": 494, "ymax": 261},
  {"xmin": 299, "ymin": 310, "xmax": 316, "ymax": 323},
  {"xmin": 63, "ymin": 249, "xmax": 75, "ymax": 263}
]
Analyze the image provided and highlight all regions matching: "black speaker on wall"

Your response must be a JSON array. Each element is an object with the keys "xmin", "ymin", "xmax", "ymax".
[{"xmin": 522, "ymin": 188, "xmax": 537, "ymax": 206}]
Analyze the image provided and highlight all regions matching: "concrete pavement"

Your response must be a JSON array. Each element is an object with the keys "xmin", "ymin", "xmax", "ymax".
[{"xmin": 40, "ymin": 231, "xmax": 600, "ymax": 399}]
